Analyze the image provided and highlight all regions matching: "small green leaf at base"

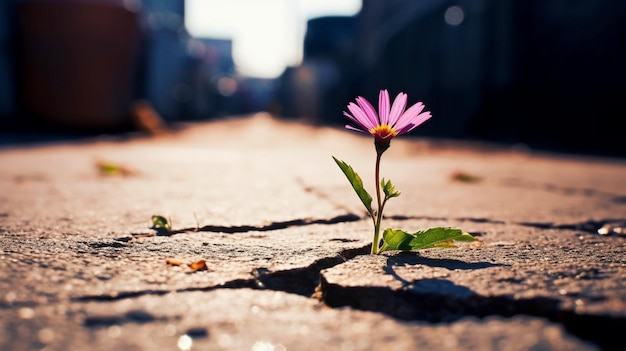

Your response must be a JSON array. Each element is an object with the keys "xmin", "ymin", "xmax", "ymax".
[
  {"xmin": 332, "ymin": 156, "xmax": 373, "ymax": 216},
  {"xmin": 151, "ymin": 215, "xmax": 172, "ymax": 234},
  {"xmin": 381, "ymin": 227, "xmax": 476, "ymax": 252}
]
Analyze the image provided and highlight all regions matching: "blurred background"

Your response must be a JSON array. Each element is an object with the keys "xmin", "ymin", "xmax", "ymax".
[{"xmin": 0, "ymin": 0, "xmax": 624, "ymax": 157}]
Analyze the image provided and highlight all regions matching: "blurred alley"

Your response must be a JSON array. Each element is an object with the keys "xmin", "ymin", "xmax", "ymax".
[{"xmin": 0, "ymin": 0, "xmax": 625, "ymax": 157}]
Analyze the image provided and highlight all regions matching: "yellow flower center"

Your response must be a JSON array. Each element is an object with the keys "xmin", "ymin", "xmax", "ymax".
[{"xmin": 369, "ymin": 124, "xmax": 398, "ymax": 139}]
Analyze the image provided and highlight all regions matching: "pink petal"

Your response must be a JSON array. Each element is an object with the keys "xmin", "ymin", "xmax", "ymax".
[
  {"xmin": 397, "ymin": 112, "xmax": 432, "ymax": 135},
  {"xmin": 393, "ymin": 101, "xmax": 425, "ymax": 130},
  {"xmin": 345, "ymin": 124, "xmax": 368, "ymax": 134},
  {"xmin": 343, "ymin": 111, "xmax": 365, "ymax": 130},
  {"xmin": 355, "ymin": 96, "xmax": 379, "ymax": 127},
  {"xmin": 388, "ymin": 93, "xmax": 407, "ymax": 126},
  {"xmin": 346, "ymin": 103, "xmax": 376, "ymax": 131},
  {"xmin": 378, "ymin": 90, "xmax": 390, "ymax": 125}
]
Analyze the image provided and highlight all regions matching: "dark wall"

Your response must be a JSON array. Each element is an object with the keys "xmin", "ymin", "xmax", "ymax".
[
  {"xmin": 14, "ymin": 0, "xmax": 141, "ymax": 130},
  {"xmin": 479, "ymin": 1, "xmax": 626, "ymax": 156}
]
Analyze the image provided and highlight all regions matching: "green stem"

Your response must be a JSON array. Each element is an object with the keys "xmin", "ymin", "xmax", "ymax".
[{"xmin": 371, "ymin": 152, "xmax": 383, "ymax": 254}]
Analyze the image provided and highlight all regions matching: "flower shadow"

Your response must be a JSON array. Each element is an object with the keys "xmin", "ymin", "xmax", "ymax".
[
  {"xmin": 386, "ymin": 251, "xmax": 507, "ymax": 270},
  {"xmin": 383, "ymin": 252, "xmax": 508, "ymax": 291}
]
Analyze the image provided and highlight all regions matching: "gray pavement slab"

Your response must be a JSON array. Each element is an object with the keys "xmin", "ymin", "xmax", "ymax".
[{"xmin": 1, "ymin": 113, "xmax": 625, "ymax": 350}]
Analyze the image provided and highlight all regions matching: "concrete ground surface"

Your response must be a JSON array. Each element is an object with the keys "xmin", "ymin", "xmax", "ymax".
[{"xmin": 1, "ymin": 113, "xmax": 625, "ymax": 351}]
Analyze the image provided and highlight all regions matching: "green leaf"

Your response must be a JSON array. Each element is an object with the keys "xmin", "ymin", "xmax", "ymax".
[
  {"xmin": 332, "ymin": 156, "xmax": 373, "ymax": 216},
  {"xmin": 381, "ymin": 228, "xmax": 414, "ymax": 251},
  {"xmin": 151, "ymin": 215, "xmax": 171, "ymax": 232},
  {"xmin": 380, "ymin": 227, "xmax": 476, "ymax": 252},
  {"xmin": 381, "ymin": 178, "xmax": 401, "ymax": 199},
  {"xmin": 408, "ymin": 227, "xmax": 476, "ymax": 249}
]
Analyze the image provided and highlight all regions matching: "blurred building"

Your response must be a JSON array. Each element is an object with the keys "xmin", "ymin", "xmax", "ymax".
[
  {"xmin": 274, "ymin": 0, "xmax": 626, "ymax": 157},
  {"xmin": 1, "ymin": 0, "xmax": 256, "ymax": 132},
  {"xmin": 272, "ymin": 16, "xmax": 357, "ymax": 122},
  {"xmin": 0, "ymin": 1, "xmax": 15, "ymax": 124}
]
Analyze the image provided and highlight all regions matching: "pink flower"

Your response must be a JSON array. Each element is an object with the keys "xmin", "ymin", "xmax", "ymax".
[{"xmin": 343, "ymin": 89, "xmax": 431, "ymax": 152}]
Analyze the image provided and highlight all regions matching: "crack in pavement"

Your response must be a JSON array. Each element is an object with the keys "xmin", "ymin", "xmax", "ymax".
[
  {"xmin": 387, "ymin": 214, "xmax": 626, "ymax": 236},
  {"xmin": 296, "ymin": 176, "xmax": 355, "ymax": 214},
  {"xmin": 518, "ymin": 218, "xmax": 626, "ymax": 235},
  {"xmin": 74, "ymin": 235, "xmax": 624, "ymax": 350},
  {"xmin": 73, "ymin": 245, "xmax": 371, "ymax": 306},
  {"xmin": 81, "ymin": 213, "xmax": 624, "ymax": 349},
  {"xmin": 132, "ymin": 213, "xmax": 361, "ymax": 237},
  {"xmin": 252, "ymin": 245, "xmax": 370, "ymax": 296},
  {"xmin": 74, "ymin": 245, "xmax": 371, "ymax": 329},
  {"xmin": 128, "ymin": 206, "xmax": 622, "ymax": 241},
  {"xmin": 316, "ymin": 274, "xmax": 624, "ymax": 351},
  {"xmin": 83, "ymin": 309, "xmax": 169, "ymax": 327},
  {"xmin": 196, "ymin": 213, "xmax": 361, "ymax": 234}
]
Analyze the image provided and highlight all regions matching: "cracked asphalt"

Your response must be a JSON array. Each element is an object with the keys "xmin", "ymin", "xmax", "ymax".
[{"xmin": 1, "ymin": 113, "xmax": 625, "ymax": 351}]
